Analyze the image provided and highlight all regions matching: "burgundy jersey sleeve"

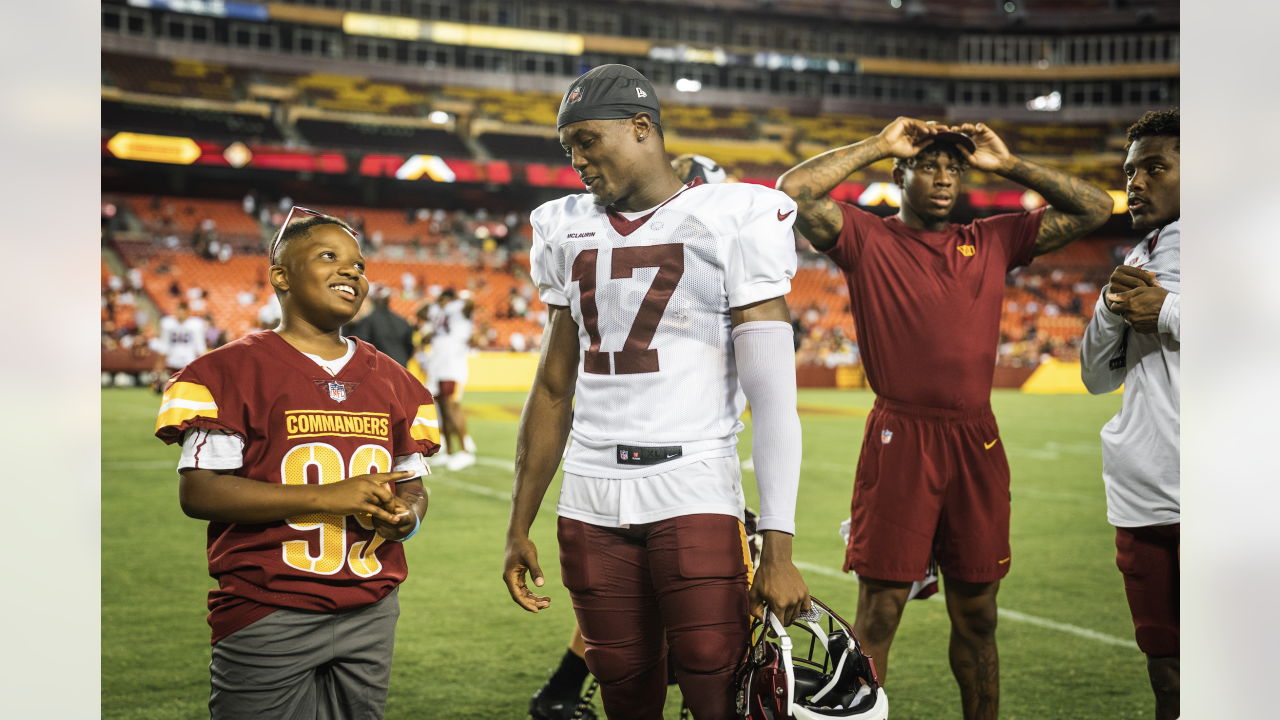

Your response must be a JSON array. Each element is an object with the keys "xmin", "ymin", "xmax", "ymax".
[
  {"xmin": 390, "ymin": 365, "xmax": 442, "ymax": 458},
  {"xmin": 971, "ymin": 207, "xmax": 1047, "ymax": 272},
  {"xmin": 820, "ymin": 202, "xmax": 883, "ymax": 272},
  {"xmin": 154, "ymin": 356, "xmax": 248, "ymax": 444}
]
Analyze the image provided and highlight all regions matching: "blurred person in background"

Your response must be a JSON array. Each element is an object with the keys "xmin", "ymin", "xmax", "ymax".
[
  {"xmin": 778, "ymin": 116, "xmax": 1112, "ymax": 720},
  {"xmin": 258, "ymin": 293, "xmax": 282, "ymax": 331},
  {"xmin": 345, "ymin": 284, "xmax": 416, "ymax": 368},
  {"xmin": 151, "ymin": 301, "xmax": 207, "ymax": 392},
  {"xmin": 1080, "ymin": 109, "xmax": 1180, "ymax": 720},
  {"xmin": 416, "ymin": 287, "xmax": 476, "ymax": 470}
]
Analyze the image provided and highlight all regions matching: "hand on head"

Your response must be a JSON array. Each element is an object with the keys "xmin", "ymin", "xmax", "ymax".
[
  {"xmin": 877, "ymin": 117, "xmax": 940, "ymax": 160},
  {"xmin": 947, "ymin": 122, "xmax": 1014, "ymax": 173}
]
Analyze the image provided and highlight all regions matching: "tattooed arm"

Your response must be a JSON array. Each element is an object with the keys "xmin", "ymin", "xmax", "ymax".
[
  {"xmin": 950, "ymin": 122, "xmax": 1112, "ymax": 257},
  {"xmin": 777, "ymin": 117, "xmax": 940, "ymax": 251}
]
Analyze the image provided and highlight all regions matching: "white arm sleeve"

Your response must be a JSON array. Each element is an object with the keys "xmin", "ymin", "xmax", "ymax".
[
  {"xmin": 178, "ymin": 428, "xmax": 244, "ymax": 472},
  {"xmin": 392, "ymin": 452, "xmax": 429, "ymax": 481},
  {"xmin": 733, "ymin": 320, "xmax": 802, "ymax": 535},
  {"xmin": 1158, "ymin": 292, "xmax": 1180, "ymax": 342},
  {"xmin": 1079, "ymin": 294, "xmax": 1128, "ymax": 395},
  {"xmin": 178, "ymin": 429, "xmax": 428, "ymax": 481}
]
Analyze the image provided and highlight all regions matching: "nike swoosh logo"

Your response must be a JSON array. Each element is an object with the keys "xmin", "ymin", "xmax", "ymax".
[
  {"xmin": 666, "ymin": 453, "xmax": 678, "ymax": 458},
  {"xmin": 998, "ymin": 557, "xmax": 1010, "ymax": 564},
  {"xmin": 984, "ymin": 439, "xmax": 999, "ymax": 450},
  {"xmin": 777, "ymin": 209, "xmax": 794, "ymax": 221}
]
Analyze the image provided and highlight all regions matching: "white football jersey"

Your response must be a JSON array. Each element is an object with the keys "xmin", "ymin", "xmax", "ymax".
[
  {"xmin": 157, "ymin": 315, "xmax": 207, "ymax": 369},
  {"xmin": 530, "ymin": 180, "xmax": 798, "ymax": 479},
  {"xmin": 427, "ymin": 299, "xmax": 473, "ymax": 354}
]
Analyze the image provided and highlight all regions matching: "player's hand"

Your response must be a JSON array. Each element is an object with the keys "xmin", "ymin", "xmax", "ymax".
[
  {"xmin": 503, "ymin": 535, "xmax": 551, "ymax": 613},
  {"xmin": 875, "ymin": 117, "xmax": 939, "ymax": 160},
  {"xmin": 750, "ymin": 531, "xmax": 811, "ymax": 626},
  {"xmin": 318, "ymin": 471, "xmax": 412, "ymax": 522},
  {"xmin": 1107, "ymin": 284, "xmax": 1169, "ymax": 334},
  {"xmin": 1104, "ymin": 265, "xmax": 1156, "ymax": 311},
  {"xmin": 949, "ymin": 122, "xmax": 1015, "ymax": 173}
]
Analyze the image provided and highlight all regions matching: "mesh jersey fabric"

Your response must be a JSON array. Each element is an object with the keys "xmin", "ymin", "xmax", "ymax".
[{"xmin": 530, "ymin": 180, "xmax": 798, "ymax": 479}]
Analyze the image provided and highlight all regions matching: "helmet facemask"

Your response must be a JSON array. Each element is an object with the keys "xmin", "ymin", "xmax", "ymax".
[{"xmin": 736, "ymin": 598, "xmax": 888, "ymax": 720}]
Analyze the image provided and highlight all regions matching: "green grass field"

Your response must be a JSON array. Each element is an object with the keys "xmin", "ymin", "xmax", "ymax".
[{"xmin": 103, "ymin": 387, "xmax": 1144, "ymax": 719}]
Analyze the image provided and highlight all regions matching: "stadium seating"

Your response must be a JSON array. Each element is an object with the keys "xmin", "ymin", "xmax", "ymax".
[
  {"xmin": 295, "ymin": 119, "xmax": 472, "ymax": 155},
  {"xmin": 294, "ymin": 74, "xmax": 430, "ymax": 116},
  {"xmin": 125, "ymin": 195, "xmax": 265, "ymax": 249},
  {"xmin": 477, "ymin": 133, "xmax": 568, "ymax": 162},
  {"xmin": 102, "ymin": 99, "xmax": 284, "ymax": 142},
  {"xmin": 103, "ymin": 53, "xmax": 248, "ymax": 102}
]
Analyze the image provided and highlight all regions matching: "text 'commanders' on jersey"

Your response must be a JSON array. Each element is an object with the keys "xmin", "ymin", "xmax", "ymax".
[
  {"xmin": 154, "ymin": 331, "xmax": 441, "ymax": 643},
  {"xmin": 530, "ymin": 178, "xmax": 798, "ymax": 479}
]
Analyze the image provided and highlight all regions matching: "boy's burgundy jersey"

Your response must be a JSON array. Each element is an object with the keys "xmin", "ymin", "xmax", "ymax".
[{"xmin": 155, "ymin": 331, "xmax": 441, "ymax": 643}]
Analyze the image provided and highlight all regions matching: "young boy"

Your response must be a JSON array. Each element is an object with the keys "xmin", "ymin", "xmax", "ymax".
[{"xmin": 155, "ymin": 211, "xmax": 440, "ymax": 719}]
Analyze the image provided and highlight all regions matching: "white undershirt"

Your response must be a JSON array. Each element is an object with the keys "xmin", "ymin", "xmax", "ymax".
[{"xmin": 177, "ymin": 336, "xmax": 428, "ymax": 478}]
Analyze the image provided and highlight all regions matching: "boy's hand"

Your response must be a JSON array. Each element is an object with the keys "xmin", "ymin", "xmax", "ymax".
[
  {"xmin": 317, "ymin": 471, "xmax": 413, "ymax": 522},
  {"xmin": 372, "ymin": 495, "xmax": 417, "ymax": 539}
]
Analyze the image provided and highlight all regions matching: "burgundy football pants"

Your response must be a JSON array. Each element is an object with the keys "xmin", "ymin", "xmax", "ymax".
[{"xmin": 557, "ymin": 514, "xmax": 751, "ymax": 720}]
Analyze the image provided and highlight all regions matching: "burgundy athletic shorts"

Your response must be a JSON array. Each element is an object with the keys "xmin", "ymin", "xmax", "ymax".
[
  {"xmin": 557, "ymin": 514, "xmax": 751, "ymax": 720},
  {"xmin": 437, "ymin": 380, "xmax": 457, "ymax": 400},
  {"xmin": 844, "ymin": 397, "xmax": 1012, "ymax": 584},
  {"xmin": 1115, "ymin": 523, "xmax": 1179, "ymax": 656}
]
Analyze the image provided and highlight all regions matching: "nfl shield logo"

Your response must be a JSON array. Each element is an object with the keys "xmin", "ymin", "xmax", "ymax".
[
  {"xmin": 620, "ymin": 449, "xmax": 628, "ymax": 461},
  {"xmin": 328, "ymin": 381, "xmax": 347, "ymax": 403},
  {"xmin": 881, "ymin": 429, "xmax": 893, "ymax": 444},
  {"xmin": 568, "ymin": 87, "xmax": 583, "ymax": 104}
]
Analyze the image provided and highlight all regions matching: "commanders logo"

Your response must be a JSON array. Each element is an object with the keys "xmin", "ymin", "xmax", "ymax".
[
  {"xmin": 956, "ymin": 244, "xmax": 976, "ymax": 257},
  {"xmin": 568, "ymin": 86, "xmax": 583, "ymax": 104}
]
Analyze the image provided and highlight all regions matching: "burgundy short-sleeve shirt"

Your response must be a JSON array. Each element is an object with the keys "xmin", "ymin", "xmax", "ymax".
[{"xmin": 822, "ymin": 203, "xmax": 1045, "ymax": 411}]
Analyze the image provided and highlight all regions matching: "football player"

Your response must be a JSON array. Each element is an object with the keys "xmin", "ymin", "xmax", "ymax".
[
  {"xmin": 527, "ymin": 151, "xmax": 741, "ymax": 720},
  {"xmin": 777, "ymin": 118, "xmax": 1112, "ymax": 720},
  {"xmin": 151, "ymin": 301, "xmax": 207, "ymax": 391},
  {"xmin": 503, "ymin": 65, "xmax": 809, "ymax": 720},
  {"xmin": 417, "ymin": 287, "xmax": 477, "ymax": 470},
  {"xmin": 155, "ymin": 209, "xmax": 439, "ymax": 719},
  {"xmin": 1081, "ymin": 109, "xmax": 1180, "ymax": 720}
]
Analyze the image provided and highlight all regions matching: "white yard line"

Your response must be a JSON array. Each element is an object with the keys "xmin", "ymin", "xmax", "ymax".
[{"xmin": 793, "ymin": 561, "xmax": 1138, "ymax": 651}]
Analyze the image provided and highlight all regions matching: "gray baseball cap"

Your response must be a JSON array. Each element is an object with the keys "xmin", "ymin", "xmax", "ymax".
[{"xmin": 557, "ymin": 64, "xmax": 662, "ymax": 130}]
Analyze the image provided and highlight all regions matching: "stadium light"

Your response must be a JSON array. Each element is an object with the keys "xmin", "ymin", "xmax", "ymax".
[
  {"xmin": 675, "ymin": 78, "xmax": 702, "ymax": 92},
  {"xmin": 1026, "ymin": 91, "xmax": 1061, "ymax": 112},
  {"xmin": 428, "ymin": 110, "xmax": 451, "ymax": 124},
  {"xmin": 890, "ymin": 0, "xmax": 903, "ymax": 8},
  {"xmin": 1004, "ymin": 2, "xmax": 1016, "ymax": 11}
]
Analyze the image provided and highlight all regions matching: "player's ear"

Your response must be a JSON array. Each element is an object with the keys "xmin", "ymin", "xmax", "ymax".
[
  {"xmin": 892, "ymin": 166, "xmax": 905, "ymax": 188},
  {"xmin": 633, "ymin": 113, "xmax": 653, "ymax": 142},
  {"xmin": 269, "ymin": 263, "xmax": 289, "ymax": 294}
]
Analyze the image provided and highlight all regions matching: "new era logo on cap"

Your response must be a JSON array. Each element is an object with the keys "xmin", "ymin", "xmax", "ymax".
[{"xmin": 636, "ymin": 87, "xmax": 647, "ymax": 98}]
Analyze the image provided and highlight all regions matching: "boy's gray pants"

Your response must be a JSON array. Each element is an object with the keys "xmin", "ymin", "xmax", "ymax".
[{"xmin": 209, "ymin": 588, "xmax": 400, "ymax": 720}]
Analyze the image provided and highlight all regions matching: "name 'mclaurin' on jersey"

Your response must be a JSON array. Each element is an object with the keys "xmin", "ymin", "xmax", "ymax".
[{"xmin": 530, "ymin": 179, "xmax": 798, "ymax": 479}]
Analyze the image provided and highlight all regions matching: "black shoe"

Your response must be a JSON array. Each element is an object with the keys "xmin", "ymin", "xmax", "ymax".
[{"xmin": 528, "ymin": 687, "xmax": 598, "ymax": 720}]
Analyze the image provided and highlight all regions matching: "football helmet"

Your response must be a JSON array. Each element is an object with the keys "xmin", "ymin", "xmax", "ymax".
[{"xmin": 736, "ymin": 597, "xmax": 888, "ymax": 720}]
